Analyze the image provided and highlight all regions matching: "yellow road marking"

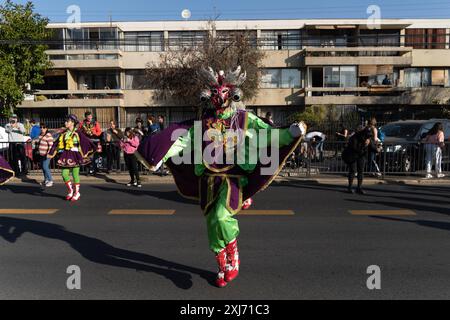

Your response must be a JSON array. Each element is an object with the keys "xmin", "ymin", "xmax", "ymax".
[
  {"xmin": 350, "ymin": 210, "xmax": 416, "ymax": 216},
  {"xmin": 239, "ymin": 210, "xmax": 295, "ymax": 216},
  {"xmin": 109, "ymin": 209, "xmax": 175, "ymax": 215},
  {"xmin": 0, "ymin": 209, "xmax": 58, "ymax": 215}
]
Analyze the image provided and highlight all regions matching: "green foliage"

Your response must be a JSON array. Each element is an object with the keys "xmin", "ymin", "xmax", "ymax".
[
  {"xmin": 290, "ymin": 105, "xmax": 329, "ymax": 128},
  {"xmin": 0, "ymin": 0, "xmax": 51, "ymax": 114}
]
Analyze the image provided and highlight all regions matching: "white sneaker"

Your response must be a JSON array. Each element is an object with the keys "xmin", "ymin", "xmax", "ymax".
[
  {"xmin": 424, "ymin": 174, "xmax": 433, "ymax": 179},
  {"xmin": 437, "ymin": 173, "xmax": 446, "ymax": 179},
  {"xmin": 45, "ymin": 181, "xmax": 54, "ymax": 187}
]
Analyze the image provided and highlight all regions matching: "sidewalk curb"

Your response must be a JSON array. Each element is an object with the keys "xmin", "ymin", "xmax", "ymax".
[{"xmin": 10, "ymin": 173, "xmax": 450, "ymax": 186}]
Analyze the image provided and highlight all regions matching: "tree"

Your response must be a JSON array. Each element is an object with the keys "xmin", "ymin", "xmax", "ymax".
[
  {"xmin": 0, "ymin": 0, "xmax": 51, "ymax": 115},
  {"xmin": 146, "ymin": 20, "xmax": 265, "ymax": 106}
]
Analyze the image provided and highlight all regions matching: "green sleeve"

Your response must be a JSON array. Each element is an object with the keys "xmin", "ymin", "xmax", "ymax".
[
  {"xmin": 162, "ymin": 127, "xmax": 193, "ymax": 162},
  {"xmin": 246, "ymin": 113, "xmax": 294, "ymax": 147}
]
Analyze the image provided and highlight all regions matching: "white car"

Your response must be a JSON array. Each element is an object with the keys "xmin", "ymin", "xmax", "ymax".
[{"xmin": 0, "ymin": 126, "xmax": 31, "ymax": 152}]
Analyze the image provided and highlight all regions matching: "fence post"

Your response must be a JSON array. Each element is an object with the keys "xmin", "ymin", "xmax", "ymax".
[{"xmin": 307, "ymin": 141, "xmax": 312, "ymax": 178}]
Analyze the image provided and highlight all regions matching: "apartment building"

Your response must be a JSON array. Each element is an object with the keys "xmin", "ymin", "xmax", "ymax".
[{"xmin": 18, "ymin": 19, "xmax": 450, "ymax": 127}]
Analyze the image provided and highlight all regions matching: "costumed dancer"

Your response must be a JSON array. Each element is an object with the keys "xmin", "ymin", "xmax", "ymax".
[
  {"xmin": 0, "ymin": 155, "xmax": 15, "ymax": 185},
  {"xmin": 137, "ymin": 66, "xmax": 306, "ymax": 288},
  {"xmin": 48, "ymin": 115, "xmax": 96, "ymax": 202}
]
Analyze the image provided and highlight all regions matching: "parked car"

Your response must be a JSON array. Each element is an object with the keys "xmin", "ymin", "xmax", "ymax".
[{"xmin": 380, "ymin": 119, "xmax": 450, "ymax": 172}]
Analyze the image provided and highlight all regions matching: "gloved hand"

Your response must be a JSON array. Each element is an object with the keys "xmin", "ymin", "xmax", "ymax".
[{"xmin": 289, "ymin": 121, "xmax": 307, "ymax": 138}]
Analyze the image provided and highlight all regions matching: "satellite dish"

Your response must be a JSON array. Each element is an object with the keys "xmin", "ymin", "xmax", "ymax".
[{"xmin": 181, "ymin": 9, "xmax": 191, "ymax": 20}]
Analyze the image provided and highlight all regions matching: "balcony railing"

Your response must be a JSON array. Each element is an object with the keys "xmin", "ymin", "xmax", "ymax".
[{"xmin": 6, "ymin": 32, "xmax": 448, "ymax": 52}]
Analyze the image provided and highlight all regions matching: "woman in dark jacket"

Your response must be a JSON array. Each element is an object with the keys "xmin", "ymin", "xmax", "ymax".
[{"xmin": 342, "ymin": 127, "xmax": 372, "ymax": 194}]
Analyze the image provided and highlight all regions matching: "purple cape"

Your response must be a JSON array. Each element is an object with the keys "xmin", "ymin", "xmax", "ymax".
[
  {"xmin": 138, "ymin": 112, "xmax": 301, "ymax": 205},
  {"xmin": 48, "ymin": 130, "xmax": 97, "ymax": 167},
  {"xmin": 0, "ymin": 155, "xmax": 14, "ymax": 185}
]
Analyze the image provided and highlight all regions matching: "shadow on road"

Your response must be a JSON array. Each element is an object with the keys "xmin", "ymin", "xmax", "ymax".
[
  {"xmin": 371, "ymin": 216, "xmax": 450, "ymax": 232},
  {"xmin": 90, "ymin": 185, "xmax": 198, "ymax": 205},
  {"xmin": 0, "ymin": 185, "xmax": 64, "ymax": 200},
  {"xmin": 0, "ymin": 217, "xmax": 215, "ymax": 289}
]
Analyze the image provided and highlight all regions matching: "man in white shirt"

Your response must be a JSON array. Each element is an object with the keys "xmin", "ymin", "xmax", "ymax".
[{"xmin": 5, "ymin": 114, "xmax": 27, "ymax": 176}]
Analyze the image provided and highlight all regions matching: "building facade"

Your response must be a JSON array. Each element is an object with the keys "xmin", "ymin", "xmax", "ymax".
[{"xmin": 18, "ymin": 19, "xmax": 450, "ymax": 127}]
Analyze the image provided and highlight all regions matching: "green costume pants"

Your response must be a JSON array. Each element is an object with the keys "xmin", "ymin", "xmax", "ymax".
[
  {"xmin": 61, "ymin": 167, "xmax": 80, "ymax": 184},
  {"xmin": 206, "ymin": 181, "xmax": 240, "ymax": 254}
]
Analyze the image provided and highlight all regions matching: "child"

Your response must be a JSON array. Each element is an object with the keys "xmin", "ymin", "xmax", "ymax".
[
  {"xmin": 116, "ymin": 127, "xmax": 141, "ymax": 187},
  {"xmin": 48, "ymin": 115, "xmax": 96, "ymax": 201}
]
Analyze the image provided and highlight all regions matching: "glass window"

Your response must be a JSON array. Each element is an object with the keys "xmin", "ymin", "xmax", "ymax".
[
  {"xmin": 324, "ymin": 66, "xmax": 356, "ymax": 87},
  {"xmin": 125, "ymin": 70, "xmax": 150, "ymax": 89},
  {"xmin": 404, "ymin": 68, "xmax": 432, "ymax": 88},
  {"xmin": 324, "ymin": 67, "xmax": 340, "ymax": 87},
  {"xmin": 124, "ymin": 32, "xmax": 163, "ymax": 52},
  {"xmin": 261, "ymin": 69, "xmax": 281, "ymax": 88},
  {"xmin": 340, "ymin": 66, "xmax": 357, "ymax": 87},
  {"xmin": 261, "ymin": 69, "xmax": 301, "ymax": 88},
  {"xmin": 281, "ymin": 69, "xmax": 301, "ymax": 88},
  {"xmin": 77, "ymin": 71, "xmax": 120, "ymax": 90},
  {"xmin": 260, "ymin": 30, "xmax": 301, "ymax": 50},
  {"xmin": 168, "ymin": 31, "xmax": 206, "ymax": 50}
]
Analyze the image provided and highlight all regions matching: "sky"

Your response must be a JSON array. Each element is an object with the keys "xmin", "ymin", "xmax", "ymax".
[{"xmin": 8, "ymin": 0, "xmax": 450, "ymax": 22}]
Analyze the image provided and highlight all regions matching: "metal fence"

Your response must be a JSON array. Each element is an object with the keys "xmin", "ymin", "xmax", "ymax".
[
  {"xmin": 281, "ymin": 141, "xmax": 450, "ymax": 178},
  {"xmin": 2, "ymin": 140, "xmax": 449, "ymax": 179}
]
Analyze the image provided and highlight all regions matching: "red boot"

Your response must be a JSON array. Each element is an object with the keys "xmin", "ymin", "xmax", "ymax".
[
  {"xmin": 225, "ymin": 239, "xmax": 240, "ymax": 283},
  {"xmin": 242, "ymin": 198, "xmax": 253, "ymax": 210},
  {"xmin": 215, "ymin": 249, "xmax": 228, "ymax": 288},
  {"xmin": 71, "ymin": 184, "xmax": 81, "ymax": 202},
  {"xmin": 65, "ymin": 181, "xmax": 74, "ymax": 200}
]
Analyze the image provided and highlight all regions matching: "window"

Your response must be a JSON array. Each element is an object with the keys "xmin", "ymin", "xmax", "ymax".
[
  {"xmin": 303, "ymin": 29, "xmax": 352, "ymax": 47},
  {"xmin": 77, "ymin": 71, "xmax": 120, "ymax": 90},
  {"xmin": 168, "ymin": 31, "xmax": 206, "ymax": 50},
  {"xmin": 404, "ymin": 68, "xmax": 432, "ymax": 88},
  {"xmin": 64, "ymin": 28, "xmax": 119, "ymax": 50},
  {"xmin": 405, "ymin": 29, "xmax": 447, "ymax": 49},
  {"xmin": 260, "ymin": 30, "xmax": 301, "ymax": 50},
  {"xmin": 323, "ymin": 66, "xmax": 357, "ymax": 87},
  {"xmin": 260, "ymin": 69, "xmax": 301, "ymax": 88},
  {"xmin": 124, "ymin": 32, "xmax": 164, "ymax": 52},
  {"xmin": 125, "ymin": 70, "xmax": 151, "ymax": 89}
]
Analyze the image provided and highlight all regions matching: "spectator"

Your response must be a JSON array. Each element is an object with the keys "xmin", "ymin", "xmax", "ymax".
[
  {"xmin": 382, "ymin": 75, "xmax": 392, "ymax": 85},
  {"xmin": 305, "ymin": 131, "xmax": 326, "ymax": 162},
  {"xmin": 134, "ymin": 118, "xmax": 146, "ymax": 140},
  {"xmin": 147, "ymin": 116, "xmax": 161, "ymax": 135},
  {"xmin": 423, "ymin": 122, "xmax": 445, "ymax": 179},
  {"xmin": 5, "ymin": 114, "xmax": 28, "ymax": 177},
  {"xmin": 117, "ymin": 127, "xmax": 141, "ymax": 188},
  {"xmin": 342, "ymin": 126, "xmax": 372, "ymax": 195},
  {"xmin": 158, "ymin": 115, "xmax": 165, "ymax": 131},
  {"xmin": 79, "ymin": 111, "xmax": 102, "ymax": 175},
  {"xmin": 334, "ymin": 125, "xmax": 349, "ymax": 157},
  {"xmin": 264, "ymin": 112, "xmax": 275, "ymax": 126},
  {"xmin": 38, "ymin": 123, "xmax": 54, "ymax": 187},
  {"xmin": 367, "ymin": 118, "xmax": 382, "ymax": 177},
  {"xmin": 30, "ymin": 119, "xmax": 42, "ymax": 169},
  {"xmin": 29, "ymin": 119, "xmax": 41, "ymax": 140},
  {"xmin": 105, "ymin": 120, "xmax": 122, "ymax": 173}
]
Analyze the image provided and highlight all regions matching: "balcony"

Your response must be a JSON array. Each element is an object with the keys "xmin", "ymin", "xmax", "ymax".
[
  {"xmin": 304, "ymin": 86, "xmax": 450, "ymax": 105},
  {"xmin": 305, "ymin": 86, "xmax": 409, "ymax": 105},
  {"xmin": 18, "ymin": 90, "xmax": 124, "ymax": 109},
  {"xmin": 302, "ymin": 47, "xmax": 413, "ymax": 66},
  {"xmin": 47, "ymin": 50, "xmax": 123, "ymax": 69}
]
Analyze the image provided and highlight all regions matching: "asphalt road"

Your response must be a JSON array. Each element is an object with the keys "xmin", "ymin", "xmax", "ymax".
[{"xmin": 0, "ymin": 180, "xmax": 449, "ymax": 300}]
